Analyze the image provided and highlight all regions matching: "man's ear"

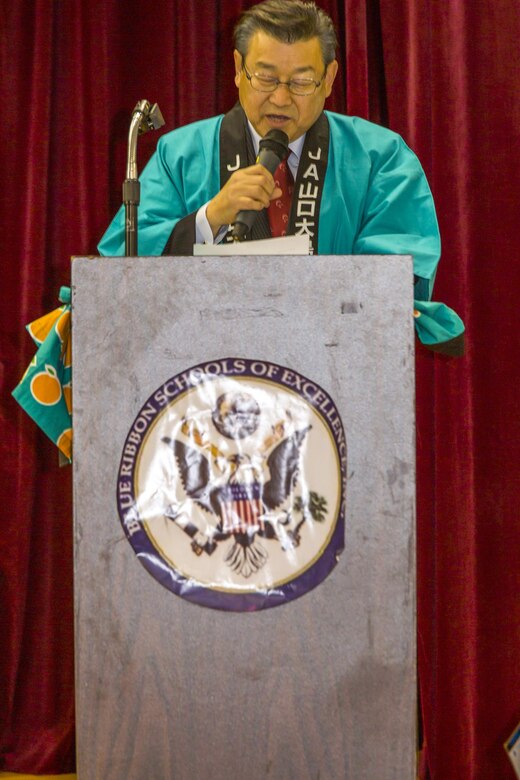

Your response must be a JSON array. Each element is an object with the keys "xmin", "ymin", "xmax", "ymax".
[
  {"xmin": 324, "ymin": 59, "xmax": 338, "ymax": 98},
  {"xmin": 233, "ymin": 49, "xmax": 243, "ymax": 88}
]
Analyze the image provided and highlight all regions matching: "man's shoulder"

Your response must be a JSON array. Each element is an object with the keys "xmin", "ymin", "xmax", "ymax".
[
  {"xmin": 323, "ymin": 111, "xmax": 422, "ymax": 170},
  {"xmin": 325, "ymin": 110, "xmax": 402, "ymax": 145},
  {"xmin": 157, "ymin": 114, "xmax": 224, "ymax": 151}
]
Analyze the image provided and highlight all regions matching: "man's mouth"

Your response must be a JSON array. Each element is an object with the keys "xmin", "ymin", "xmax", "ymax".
[{"xmin": 265, "ymin": 113, "xmax": 291, "ymax": 124}]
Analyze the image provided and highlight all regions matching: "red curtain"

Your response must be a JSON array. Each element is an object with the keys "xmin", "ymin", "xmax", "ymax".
[{"xmin": 1, "ymin": 1, "xmax": 519, "ymax": 777}]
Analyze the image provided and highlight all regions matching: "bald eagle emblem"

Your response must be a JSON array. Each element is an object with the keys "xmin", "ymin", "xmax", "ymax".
[{"xmin": 161, "ymin": 391, "xmax": 328, "ymax": 578}]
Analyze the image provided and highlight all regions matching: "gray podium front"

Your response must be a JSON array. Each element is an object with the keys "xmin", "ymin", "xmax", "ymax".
[{"xmin": 72, "ymin": 254, "xmax": 416, "ymax": 780}]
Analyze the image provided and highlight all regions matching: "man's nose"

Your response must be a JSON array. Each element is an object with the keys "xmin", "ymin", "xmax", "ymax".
[{"xmin": 268, "ymin": 83, "xmax": 293, "ymax": 106}]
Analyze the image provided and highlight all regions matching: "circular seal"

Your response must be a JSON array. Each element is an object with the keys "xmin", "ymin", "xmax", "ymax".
[{"xmin": 117, "ymin": 358, "xmax": 347, "ymax": 611}]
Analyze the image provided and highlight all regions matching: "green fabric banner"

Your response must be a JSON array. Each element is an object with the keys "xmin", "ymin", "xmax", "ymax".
[{"xmin": 12, "ymin": 286, "xmax": 72, "ymax": 462}]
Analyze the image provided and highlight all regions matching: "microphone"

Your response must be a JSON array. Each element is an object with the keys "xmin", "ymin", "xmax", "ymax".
[
  {"xmin": 123, "ymin": 100, "xmax": 165, "ymax": 256},
  {"xmin": 232, "ymin": 129, "xmax": 289, "ymax": 242}
]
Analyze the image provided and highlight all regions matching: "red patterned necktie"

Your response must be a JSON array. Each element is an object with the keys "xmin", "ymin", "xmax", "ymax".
[{"xmin": 267, "ymin": 157, "xmax": 294, "ymax": 237}]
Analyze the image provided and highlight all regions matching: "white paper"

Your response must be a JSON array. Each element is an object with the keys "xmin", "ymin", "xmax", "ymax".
[{"xmin": 194, "ymin": 234, "xmax": 310, "ymax": 256}]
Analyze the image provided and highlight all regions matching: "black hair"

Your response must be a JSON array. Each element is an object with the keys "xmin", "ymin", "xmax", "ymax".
[{"xmin": 234, "ymin": 0, "xmax": 337, "ymax": 65}]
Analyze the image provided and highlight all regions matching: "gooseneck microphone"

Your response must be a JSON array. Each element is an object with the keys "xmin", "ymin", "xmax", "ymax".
[
  {"xmin": 123, "ymin": 100, "xmax": 165, "ymax": 256},
  {"xmin": 231, "ymin": 129, "xmax": 289, "ymax": 242}
]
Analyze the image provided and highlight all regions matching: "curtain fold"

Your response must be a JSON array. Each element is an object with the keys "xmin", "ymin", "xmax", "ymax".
[{"xmin": 1, "ymin": 1, "xmax": 518, "ymax": 776}]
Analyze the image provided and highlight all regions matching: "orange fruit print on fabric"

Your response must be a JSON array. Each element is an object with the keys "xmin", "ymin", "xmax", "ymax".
[{"xmin": 30, "ymin": 365, "xmax": 62, "ymax": 405}]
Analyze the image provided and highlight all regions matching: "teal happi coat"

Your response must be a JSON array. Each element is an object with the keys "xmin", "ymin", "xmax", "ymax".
[{"xmin": 99, "ymin": 108, "xmax": 464, "ymax": 351}]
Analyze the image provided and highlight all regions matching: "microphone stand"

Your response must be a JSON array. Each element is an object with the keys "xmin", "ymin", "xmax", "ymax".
[{"xmin": 123, "ymin": 100, "xmax": 165, "ymax": 256}]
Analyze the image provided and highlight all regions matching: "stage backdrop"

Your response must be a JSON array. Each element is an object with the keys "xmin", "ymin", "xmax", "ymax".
[{"xmin": 1, "ymin": 1, "xmax": 519, "ymax": 778}]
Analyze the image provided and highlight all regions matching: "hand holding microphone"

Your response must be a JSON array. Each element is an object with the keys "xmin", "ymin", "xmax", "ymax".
[{"xmin": 206, "ymin": 129, "xmax": 289, "ymax": 241}]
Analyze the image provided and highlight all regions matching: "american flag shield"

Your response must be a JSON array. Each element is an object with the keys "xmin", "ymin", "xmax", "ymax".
[{"xmin": 220, "ymin": 482, "xmax": 265, "ymax": 534}]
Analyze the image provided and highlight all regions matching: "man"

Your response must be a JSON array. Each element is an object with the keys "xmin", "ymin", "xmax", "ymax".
[{"xmin": 98, "ymin": 0, "xmax": 463, "ymax": 350}]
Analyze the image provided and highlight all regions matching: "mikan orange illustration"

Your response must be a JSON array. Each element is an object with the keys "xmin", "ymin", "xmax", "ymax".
[
  {"xmin": 55, "ymin": 309, "xmax": 70, "ymax": 343},
  {"xmin": 63, "ymin": 383, "xmax": 72, "ymax": 414},
  {"xmin": 62, "ymin": 334, "xmax": 72, "ymax": 368},
  {"xmin": 57, "ymin": 428, "xmax": 72, "ymax": 460},
  {"xmin": 30, "ymin": 365, "xmax": 62, "ymax": 405},
  {"xmin": 27, "ymin": 307, "xmax": 64, "ymax": 345},
  {"xmin": 55, "ymin": 310, "xmax": 72, "ymax": 367}
]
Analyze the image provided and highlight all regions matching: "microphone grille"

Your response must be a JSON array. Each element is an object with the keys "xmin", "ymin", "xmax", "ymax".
[{"xmin": 259, "ymin": 129, "xmax": 289, "ymax": 158}]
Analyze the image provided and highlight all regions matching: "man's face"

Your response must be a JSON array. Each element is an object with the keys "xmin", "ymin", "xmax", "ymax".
[{"xmin": 234, "ymin": 31, "xmax": 338, "ymax": 142}]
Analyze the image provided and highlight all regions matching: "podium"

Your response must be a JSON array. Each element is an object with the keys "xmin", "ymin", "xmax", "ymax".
[{"xmin": 72, "ymin": 254, "xmax": 416, "ymax": 779}]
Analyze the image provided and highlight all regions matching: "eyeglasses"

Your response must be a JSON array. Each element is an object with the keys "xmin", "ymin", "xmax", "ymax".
[{"xmin": 242, "ymin": 61, "xmax": 326, "ymax": 96}]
